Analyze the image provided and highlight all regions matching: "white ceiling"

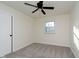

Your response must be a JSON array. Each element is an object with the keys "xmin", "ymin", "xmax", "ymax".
[{"xmin": 2, "ymin": 1, "xmax": 74, "ymax": 19}]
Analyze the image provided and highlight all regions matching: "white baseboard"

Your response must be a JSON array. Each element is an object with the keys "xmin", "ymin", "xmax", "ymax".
[
  {"xmin": 13, "ymin": 42, "xmax": 33, "ymax": 52},
  {"xmin": 35, "ymin": 42, "xmax": 70, "ymax": 47},
  {"xmin": 3, "ymin": 42, "xmax": 33, "ymax": 57},
  {"xmin": 70, "ymin": 47, "xmax": 78, "ymax": 58}
]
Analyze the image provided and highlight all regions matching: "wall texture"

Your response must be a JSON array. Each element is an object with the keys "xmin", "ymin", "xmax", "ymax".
[
  {"xmin": 70, "ymin": 2, "xmax": 79, "ymax": 57},
  {"xmin": 34, "ymin": 14, "xmax": 70, "ymax": 47},
  {"xmin": 0, "ymin": 3, "xmax": 34, "ymax": 57}
]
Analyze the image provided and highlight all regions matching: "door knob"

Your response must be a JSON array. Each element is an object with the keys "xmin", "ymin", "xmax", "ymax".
[{"xmin": 10, "ymin": 35, "xmax": 13, "ymax": 37}]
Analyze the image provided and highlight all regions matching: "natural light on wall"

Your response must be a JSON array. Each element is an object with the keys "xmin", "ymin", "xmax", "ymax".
[{"xmin": 73, "ymin": 26, "xmax": 79, "ymax": 51}]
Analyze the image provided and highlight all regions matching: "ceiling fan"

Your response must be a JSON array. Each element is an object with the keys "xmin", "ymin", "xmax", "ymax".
[{"xmin": 24, "ymin": 1, "xmax": 54, "ymax": 15}]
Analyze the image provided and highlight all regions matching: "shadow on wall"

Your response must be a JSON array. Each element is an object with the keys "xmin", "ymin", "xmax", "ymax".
[{"xmin": 73, "ymin": 26, "xmax": 79, "ymax": 51}]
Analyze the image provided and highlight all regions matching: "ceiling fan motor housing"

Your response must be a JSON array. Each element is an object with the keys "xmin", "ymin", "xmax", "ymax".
[{"xmin": 37, "ymin": 1, "xmax": 43, "ymax": 9}]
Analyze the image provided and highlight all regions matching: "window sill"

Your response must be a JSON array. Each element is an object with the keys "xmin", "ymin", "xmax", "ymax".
[{"xmin": 44, "ymin": 32, "xmax": 56, "ymax": 34}]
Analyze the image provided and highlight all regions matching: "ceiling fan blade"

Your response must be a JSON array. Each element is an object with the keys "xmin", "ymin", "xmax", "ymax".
[
  {"xmin": 41, "ymin": 9, "xmax": 46, "ymax": 15},
  {"xmin": 43, "ymin": 7, "xmax": 54, "ymax": 9},
  {"xmin": 32, "ymin": 8, "xmax": 39, "ymax": 13},
  {"xmin": 24, "ymin": 3, "xmax": 37, "ymax": 8}
]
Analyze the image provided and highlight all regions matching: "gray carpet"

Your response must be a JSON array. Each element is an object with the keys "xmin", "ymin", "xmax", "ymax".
[{"xmin": 4, "ymin": 43, "xmax": 75, "ymax": 58}]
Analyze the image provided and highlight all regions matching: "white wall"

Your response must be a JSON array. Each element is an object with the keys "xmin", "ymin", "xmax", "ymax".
[
  {"xmin": 0, "ymin": 3, "xmax": 34, "ymax": 57},
  {"xmin": 34, "ymin": 14, "xmax": 70, "ymax": 47},
  {"xmin": 0, "ymin": 12, "xmax": 11, "ymax": 57},
  {"xmin": 70, "ymin": 2, "xmax": 79, "ymax": 57},
  {"xmin": 1, "ymin": 2, "xmax": 78, "ymax": 57}
]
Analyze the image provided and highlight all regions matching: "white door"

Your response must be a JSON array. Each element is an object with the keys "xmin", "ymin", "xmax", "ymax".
[{"xmin": 0, "ymin": 14, "xmax": 11, "ymax": 57}]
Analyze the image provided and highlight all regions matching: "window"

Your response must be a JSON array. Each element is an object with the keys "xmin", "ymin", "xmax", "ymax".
[{"xmin": 45, "ymin": 21, "xmax": 55, "ymax": 33}]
